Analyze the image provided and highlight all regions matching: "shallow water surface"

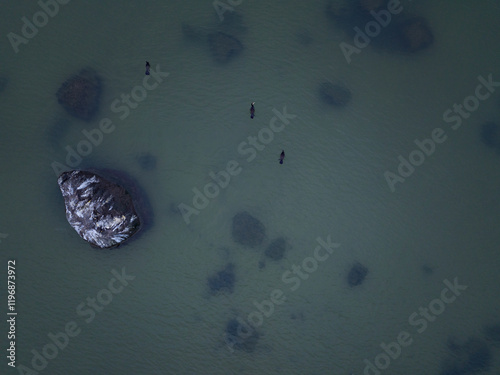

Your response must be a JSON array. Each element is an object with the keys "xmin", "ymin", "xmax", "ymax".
[{"xmin": 1, "ymin": 1, "xmax": 500, "ymax": 374}]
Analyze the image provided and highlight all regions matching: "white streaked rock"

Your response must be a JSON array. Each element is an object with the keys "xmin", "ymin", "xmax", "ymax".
[{"xmin": 58, "ymin": 170, "xmax": 141, "ymax": 248}]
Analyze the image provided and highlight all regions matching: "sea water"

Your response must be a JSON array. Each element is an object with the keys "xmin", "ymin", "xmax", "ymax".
[{"xmin": 1, "ymin": 0, "xmax": 500, "ymax": 374}]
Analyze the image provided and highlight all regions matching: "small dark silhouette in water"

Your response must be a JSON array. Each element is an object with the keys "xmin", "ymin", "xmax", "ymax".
[
  {"xmin": 347, "ymin": 262, "xmax": 368, "ymax": 287},
  {"xmin": 279, "ymin": 150, "xmax": 285, "ymax": 164},
  {"xmin": 145, "ymin": 61, "xmax": 150, "ymax": 75},
  {"xmin": 250, "ymin": 102, "xmax": 255, "ymax": 119}
]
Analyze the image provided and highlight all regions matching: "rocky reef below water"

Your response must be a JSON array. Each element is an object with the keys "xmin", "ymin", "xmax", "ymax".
[
  {"xmin": 0, "ymin": 76, "xmax": 8, "ymax": 94},
  {"xmin": 56, "ymin": 68, "xmax": 102, "ymax": 121},
  {"xmin": 326, "ymin": 0, "xmax": 434, "ymax": 54},
  {"xmin": 207, "ymin": 263, "xmax": 236, "ymax": 295},
  {"xmin": 224, "ymin": 317, "xmax": 260, "ymax": 353},
  {"xmin": 319, "ymin": 81, "xmax": 352, "ymax": 107}
]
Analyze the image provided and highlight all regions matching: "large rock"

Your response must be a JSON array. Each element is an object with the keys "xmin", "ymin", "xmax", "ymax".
[
  {"xmin": 58, "ymin": 170, "xmax": 142, "ymax": 248},
  {"xmin": 208, "ymin": 32, "xmax": 243, "ymax": 63},
  {"xmin": 231, "ymin": 211, "xmax": 265, "ymax": 248},
  {"xmin": 56, "ymin": 69, "xmax": 102, "ymax": 121},
  {"xmin": 367, "ymin": 16, "xmax": 434, "ymax": 53},
  {"xmin": 218, "ymin": 11, "xmax": 247, "ymax": 36}
]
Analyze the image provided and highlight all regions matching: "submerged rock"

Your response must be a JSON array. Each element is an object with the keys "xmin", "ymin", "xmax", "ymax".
[
  {"xmin": 208, "ymin": 263, "xmax": 235, "ymax": 295},
  {"xmin": 365, "ymin": 15, "xmax": 434, "ymax": 53},
  {"xmin": 106, "ymin": 169, "xmax": 154, "ymax": 231},
  {"xmin": 224, "ymin": 318, "xmax": 260, "ymax": 352},
  {"xmin": 442, "ymin": 337, "xmax": 492, "ymax": 375},
  {"xmin": 181, "ymin": 23, "xmax": 210, "ymax": 41},
  {"xmin": 421, "ymin": 264, "xmax": 436, "ymax": 276},
  {"xmin": 290, "ymin": 311, "xmax": 305, "ymax": 321},
  {"xmin": 326, "ymin": 1, "xmax": 358, "ymax": 30},
  {"xmin": 208, "ymin": 32, "xmax": 243, "ymax": 63},
  {"xmin": 231, "ymin": 211, "xmax": 265, "ymax": 248},
  {"xmin": 182, "ymin": 9, "xmax": 246, "ymax": 61},
  {"xmin": 319, "ymin": 81, "xmax": 352, "ymax": 107},
  {"xmin": 56, "ymin": 69, "xmax": 102, "ymax": 121},
  {"xmin": 47, "ymin": 118, "xmax": 71, "ymax": 151},
  {"xmin": 326, "ymin": 2, "xmax": 433, "ymax": 54},
  {"xmin": 0, "ymin": 76, "xmax": 8, "ymax": 93},
  {"xmin": 484, "ymin": 324, "xmax": 500, "ymax": 345},
  {"xmin": 136, "ymin": 152, "xmax": 157, "ymax": 171},
  {"xmin": 58, "ymin": 170, "xmax": 142, "ymax": 248},
  {"xmin": 347, "ymin": 262, "xmax": 368, "ymax": 287},
  {"xmin": 295, "ymin": 30, "xmax": 313, "ymax": 46},
  {"xmin": 358, "ymin": 0, "xmax": 387, "ymax": 12},
  {"xmin": 393, "ymin": 17, "xmax": 434, "ymax": 53},
  {"xmin": 480, "ymin": 121, "xmax": 500, "ymax": 149},
  {"xmin": 265, "ymin": 237, "xmax": 288, "ymax": 260}
]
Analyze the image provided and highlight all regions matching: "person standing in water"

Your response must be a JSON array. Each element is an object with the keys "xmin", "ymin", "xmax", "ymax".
[
  {"xmin": 279, "ymin": 150, "xmax": 285, "ymax": 164},
  {"xmin": 250, "ymin": 102, "xmax": 255, "ymax": 119},
  {"xmin": 145, "ymin": 61, "xmax": 150, "ymax": 75}
]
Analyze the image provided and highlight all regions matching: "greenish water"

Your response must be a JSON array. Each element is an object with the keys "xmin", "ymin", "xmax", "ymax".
[{"xmin": 1, "ymin": 1, "xmax": 500, "ymax": 374}]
